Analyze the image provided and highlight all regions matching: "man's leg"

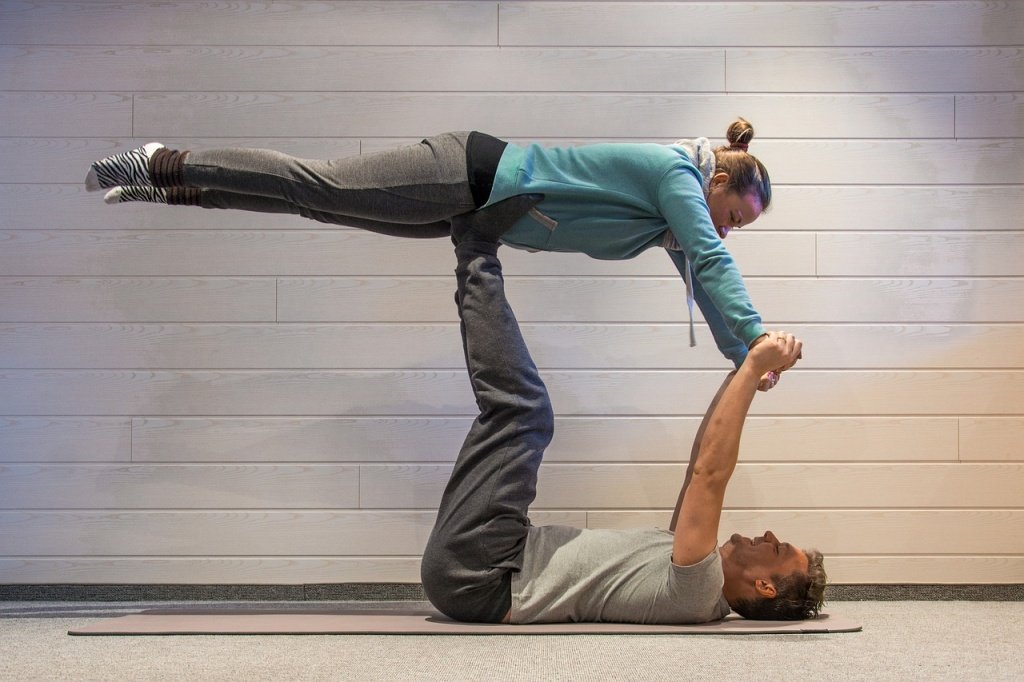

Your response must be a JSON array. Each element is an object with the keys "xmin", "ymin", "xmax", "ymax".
[{"xmin": 420, "ymin": 239, "xmax": 554, "ymax": 623}]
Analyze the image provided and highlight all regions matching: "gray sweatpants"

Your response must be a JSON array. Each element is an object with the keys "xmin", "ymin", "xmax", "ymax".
[
  {"xmin": 419, "ymin": 242, "xmax": 555, "ymax": 623},
  {"xmin": 183, "ymin": 132, "xmax": 477, "ymax": 238}
]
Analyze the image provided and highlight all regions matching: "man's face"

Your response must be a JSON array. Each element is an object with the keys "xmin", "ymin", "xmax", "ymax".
[{"xmin": 720, "ymin": 530, "xmax": 809, "ymax": 603}]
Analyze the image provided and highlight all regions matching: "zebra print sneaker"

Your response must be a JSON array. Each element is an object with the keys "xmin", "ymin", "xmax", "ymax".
[
  {"xmin": 86, "ymin": 142, "xmax": 165, "ymax": 191},
  {"xmin": 103, "ymin": 185, "xmax": 168, "ymax": 205}
]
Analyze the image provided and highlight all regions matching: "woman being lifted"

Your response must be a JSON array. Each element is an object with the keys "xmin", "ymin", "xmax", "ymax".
[{"xmin": 87, "ymin": 118, "xmax": 775, "ymax": 378}]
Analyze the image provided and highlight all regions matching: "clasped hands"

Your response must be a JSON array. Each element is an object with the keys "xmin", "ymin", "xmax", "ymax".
[{"xmin": 748, "ymin": 331, "xmax": 803, "ymax": 392}]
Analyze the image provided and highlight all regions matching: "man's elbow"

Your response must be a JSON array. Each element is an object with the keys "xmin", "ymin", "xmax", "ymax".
[{"xmin": 688, "ymin": 464, "xmax": 732, "ymax": 492}]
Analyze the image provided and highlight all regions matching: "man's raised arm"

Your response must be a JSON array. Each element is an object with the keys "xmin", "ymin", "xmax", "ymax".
[
  {"xmin": 669, "ymin": 370, "xmax": 736, "ymax": 534},
  {"xmin": 670, "ymin": 332, "xmax": 802, "ymax": 567}
]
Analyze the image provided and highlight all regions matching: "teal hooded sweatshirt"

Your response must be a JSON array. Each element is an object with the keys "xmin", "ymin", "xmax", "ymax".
[{"xmin": 485, "ymin": 141, "xmax": 765, "ymax": 367}]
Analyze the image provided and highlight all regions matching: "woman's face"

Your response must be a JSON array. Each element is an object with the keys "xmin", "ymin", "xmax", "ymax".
[{"xmin": 706, "ymin": 173, "xmax": 764, "ymax": 240}]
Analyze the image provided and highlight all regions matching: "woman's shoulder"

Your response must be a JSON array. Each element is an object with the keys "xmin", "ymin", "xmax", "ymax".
[
  {"xmin": 578, "ymin": 141, "xmax": 688, "ymax": 160},
  {"xmin": 561, "ymin": 141, "xmax": 697, "ymax": 176}
]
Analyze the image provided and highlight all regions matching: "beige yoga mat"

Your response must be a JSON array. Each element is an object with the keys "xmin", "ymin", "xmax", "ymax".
[{"xmin": 68, "ymin": 608, "xmax": 861, "ymax": 636}]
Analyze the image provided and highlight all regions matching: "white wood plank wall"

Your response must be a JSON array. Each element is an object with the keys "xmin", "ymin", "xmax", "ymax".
[{"xmin": 1, "ymin": 1, "xmax": 1022, "ymax": 588}]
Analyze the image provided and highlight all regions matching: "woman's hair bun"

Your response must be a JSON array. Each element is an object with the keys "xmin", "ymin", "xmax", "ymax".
[
  {"xmin": 726, "ymin": 118, "xmax": 755, "ymax": 146},
  {"xmin": 713, "ymin": 117, "xmax": 771, "ymax": 210}
]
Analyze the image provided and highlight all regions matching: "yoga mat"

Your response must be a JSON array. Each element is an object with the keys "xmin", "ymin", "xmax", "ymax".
[{"xmin": 69, "ymin": 608, "xmax": 861, "ymax": 636}]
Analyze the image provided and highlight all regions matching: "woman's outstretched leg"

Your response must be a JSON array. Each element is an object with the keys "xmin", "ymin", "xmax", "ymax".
[
  {"xmin": 103, "ymin": 185, "xmax": 452, "ymax": 237},
  {"xmin": 87, "ymin": 133, "xmax": 477, "ymax": 226}
]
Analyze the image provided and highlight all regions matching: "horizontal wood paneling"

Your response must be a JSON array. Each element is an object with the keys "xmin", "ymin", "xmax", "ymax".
[
  {"xmin": 7, "ymin": 1, "xmax": 1018, "ymax": 50},
  {"xmin": 0, "ymin": 1, "xmax": 498, "ymax": 46},
  {"xmin": 10, "ymin": 229, "xmax": 1024, "ymax": 279},
  {"xmin": 818, "ymin": 233, "xmax": 1024, "ymax": 276},
  {"xmin": 498, "ymin": 2, "xmax": 1024, "ymax": 47},
  {"xmin": 0, "ymin": 557, "xmax": 425, "ymax": 584},
  {"xmin": 541, "ymin": 370, "xmax": 1024, "ymax": 417},
  {"xmin": 1, "ymin": 510, "xmax": 1017, "ymax": 556},
  {"xmin": 279, "ymin": 277, "xmax": 1024, "ymax": 323},
  {"xmin": 4, "ymin": 323, "xmax": 1021, "ymax": 370},
  {"xmin": 820, "ymin": 556, "xmax": 1024, "ymax": 584},
  {"xmin": 1, "ymin": 0, "xmax": 1021, "ymax": 588},
  {"xmin": 6, "ymin": 184, "xmax": 1024, "ymax": 234},
  {"xmin": 955, "ymin": 94, "xmax": 1024, "ymax": 138},
  {"xmin": 753, "ymin": 140, "xmax": 1024, "ymax": 184},
  {"xmin": 0, "ymin": 277, "xmax": 276, "ymax": 322},
  {"xmin": 0, "ymin": 46, "xmax": 725, "ymax": 92},
  {"xmin": 0, "ymin": 465, "xmax": 360, "ymax": 510},
  {"xmin": 131, "ymin": 416, "xmax": 958, "ymax": 464},
  {"xmin": 0, "ymin": 323, "xmax": 465, "ymax": 370},
  {"xmin": 0, "ymin": 510, "xmax": 584, "ymax": 556},
  {"xmin": 0, "ymin": 418, "xmax": 131, "ymax": 463},
  {"xmin": 592, "ymin": 510, "xmax": 1024, "ymax": 555},
  {"xmin": 0, "ymin": 369, "xmax": 485, "ymax": 416},
  {"xmin": 959, "ymin": 418, "xmax": 1024, "ymax": 461},
  {"xmin": 761, "ymin": 186, "xmax": 1024, "ymax": 233},
  {"xmin": 1, "ymin": 370, "xmax": 1021, "ymax": 416},
  {"xmin": 0, "ymin": 230, "xmax": 813, "ymax": 277},
  {"xmin": 133, "ymin": 93, "xmax": 952, "ymax": 139},
  {"xmin": 0, "ymin": 92, "xmax": 131, "ymax": 136},
  {"xmin": 1, "ymin": 555, "xmax": 1020, "ymax": 585},
  {"xmin": 361, "ymin": 463, "xmax": 1024, "ymax": 510},
  {"xmin": 727, "ymin": 48, "xmax": 1024, "ymax": 93},
  {"xmin": 132, "ymin": 417, "xmax": 473, "ymax": 463},
  {"xmin": 0, "ymin": 184, "xmax": 306, "ymax": 231}
]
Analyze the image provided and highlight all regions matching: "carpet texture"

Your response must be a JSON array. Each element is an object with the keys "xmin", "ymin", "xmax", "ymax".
[{"xmin": 68, "ymin": 608, "xmax": 861, "ymax": 636}]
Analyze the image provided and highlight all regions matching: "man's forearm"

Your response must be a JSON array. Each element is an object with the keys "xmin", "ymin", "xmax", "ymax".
[
  {"xmin": 687, "ymin": 364, "xmax": 761, "ymax": 486},
  {"xmin": 669, "ymin": 370, "xmax": 737, "ymax": 532}
]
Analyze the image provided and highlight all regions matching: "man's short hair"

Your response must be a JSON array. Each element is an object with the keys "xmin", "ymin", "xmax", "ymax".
[{"xmin": 731, "ymin": 549, "xmax": 827, "ymax": 620}]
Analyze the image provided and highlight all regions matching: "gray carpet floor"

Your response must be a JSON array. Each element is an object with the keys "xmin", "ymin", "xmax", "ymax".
[{"xmin": 1, "ymin": 600, "xmax": 1021, "ymax": 681}]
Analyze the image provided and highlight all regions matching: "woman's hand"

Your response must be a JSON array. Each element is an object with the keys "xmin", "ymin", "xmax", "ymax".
[
  {"xmin": 748, "ymin": 332, "xmax": 803, "ymax": 391},
  {"xmin": 757, "ymin": 370, "xmax": 780, "ymax": 392}
]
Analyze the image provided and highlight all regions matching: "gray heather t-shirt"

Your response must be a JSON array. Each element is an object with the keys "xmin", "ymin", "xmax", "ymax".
[{"xmin": 510, "ymin": 525, "xmax": 731, "ymax": 624}]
